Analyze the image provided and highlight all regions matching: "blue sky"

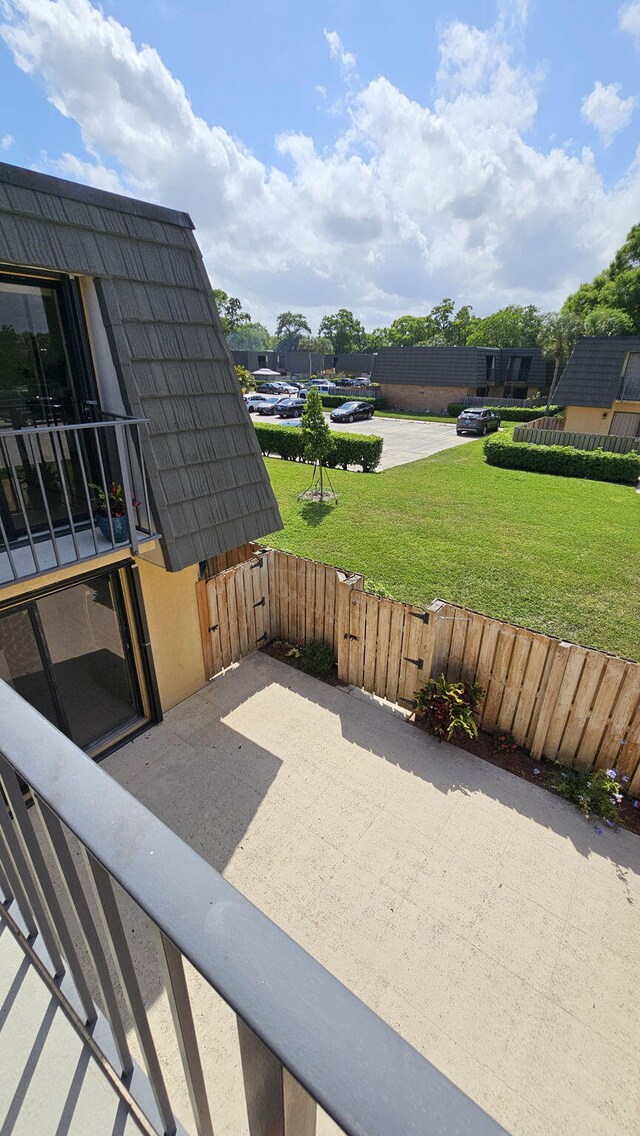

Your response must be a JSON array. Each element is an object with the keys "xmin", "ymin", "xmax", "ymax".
[{"xmin": 1, "ymin": 1, "xmax": 639, "ymax": 329}]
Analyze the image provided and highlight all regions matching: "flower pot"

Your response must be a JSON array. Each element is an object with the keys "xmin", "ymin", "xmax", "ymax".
[{"xmin": 97, "ymin": 514, "xmax": 130, "ymax": 544}]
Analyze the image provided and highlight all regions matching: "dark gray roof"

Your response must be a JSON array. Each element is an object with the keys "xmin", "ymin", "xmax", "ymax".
[
  {"xmin": 371, "ymin": 345, "xmax": 545, "ymax": 389},
  {"xmin": 553, "ymin": 337, "xmax": 640, "ymax": 407},
  {"xmin": 371, "ymin": 346, "xmax": 494, "ymax": 387},
  {"xmin": 0, "ymin": 161, "xmax": 281, "ymax": 571},
  {"xmin": 327, "ymin": 353, "xmax": 375, "ymax": 374}
]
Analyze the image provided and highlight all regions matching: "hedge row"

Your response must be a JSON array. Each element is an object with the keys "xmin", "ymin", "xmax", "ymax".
[
  {"xmin": 447, "ymin": 403, "xmax": 563, "ymax": 421},
  {"xmin": 484, "ymin": 435, "xmax": 640, "ymax": 485},
  {"xmin": 319, "ymin": 394, "xmax": 385, "ymax": 410},
  {"xmin": 255, "ymin": 422, "xmax": 383, "ymax": 472}
]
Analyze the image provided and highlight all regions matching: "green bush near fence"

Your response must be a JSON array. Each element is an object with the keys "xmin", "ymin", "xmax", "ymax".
[
  {"xmin": 319, "ymin": 394, "xmax": 386, "ymax": 410},
  {"xmin": 484, "ymin": 435, "xmax": 640, "ymax": 485},
  {"xmin": 255, "ymin": 422, "xmax": 383, "ymax": 472},
  {"xmin": 447, "ymin": 403, "xmax": 563, "ymax": 421}
]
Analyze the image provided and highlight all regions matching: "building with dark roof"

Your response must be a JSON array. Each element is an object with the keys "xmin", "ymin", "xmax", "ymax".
[
  {"xmin": 553, "ymin": 337, "xmax": 640, "ymax": 437},
  {"xmin": 0, "ymin": 160, "xmax": 281, "ymax": 752},
  {"xmin": 231, "ymin": 349, "xmax": 325, "ymax": 376},
  {"xmin": 324, "ymin": 353, "xmax": 375, "ymax": 375},
  {"xmin": 371, "ymin": 345, "xmax": 547, "ymax": 413}
]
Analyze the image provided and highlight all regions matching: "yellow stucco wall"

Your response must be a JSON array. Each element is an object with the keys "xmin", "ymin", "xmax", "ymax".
[
  {"xmin": 611, "ymin": 400, "xmax": 640, "ymax": 417},
  {"xmin": 135, "ymin": 555, "xmax": 206, "ymax": 712},
  {"xmin": 563, "ymin": 406, "xmax": 612, "ymax": 433}
]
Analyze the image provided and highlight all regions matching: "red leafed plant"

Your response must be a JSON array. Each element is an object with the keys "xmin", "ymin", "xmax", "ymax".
[{"xmin": 413, "ymin": 674, "xmax": 484, "ymax": 743}]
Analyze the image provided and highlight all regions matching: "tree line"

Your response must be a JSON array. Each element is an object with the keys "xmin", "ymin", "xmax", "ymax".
[{"xmin": 213, "ymin": 222, "xmax": 640, "ymax": 376}]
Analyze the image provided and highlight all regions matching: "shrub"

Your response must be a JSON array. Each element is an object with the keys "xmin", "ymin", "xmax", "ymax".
[
  {"xmin": 254, "ymin": 423, "xmax": 383, "ymax": 472},
  {"xmin": 494, "ymin": 730, "xmax": 518, "ymax": 753},
  {"xmin": 446, "ymin": 403, "xmax": 563, "ymax": 421},
  {"xmin": 413, "ymin": 674, "xmax": 484, "ymax": 743},
  {"xmin": 319, "ymin": 394, "xmax": 385, "ymax": 410},
  {"xmin": 484, "ymin": 435, "xmax": 640, "ymax": 485},
  {"xmin": 550, "ymin": 766, "xmax": 624, "ymax": 822},
  {"xmin": 299, "ymin": 638, "xmax": 336, "ymax": 677}
]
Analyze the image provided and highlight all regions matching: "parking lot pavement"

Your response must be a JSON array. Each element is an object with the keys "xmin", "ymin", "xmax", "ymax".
[{"xmin": 327, "ymin": 414, "xmax": 477, "ymax": 470}]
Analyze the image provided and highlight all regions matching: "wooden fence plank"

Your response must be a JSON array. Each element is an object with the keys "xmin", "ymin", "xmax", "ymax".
[
  {"xmin": 235, "ymin": 567, "xmax": 251, "ymax": 659},
  {"xmin": 373, "ymin": 598, "xmax": 392, "ymax": 698},
  {"xmin": 305, "ymin": 558, "xmax": 316, "ymax": 644},
  {"xmin": 324, "ymin": 566, "xmax": 337, "ymax": 654},
  {"xmin": 457, "ymin": 609, "xmax": 484, "ymax": 687},
  {"xmin": 196, "ymin": 579, "xmax": 215, "ymax": 681},
  {"xmin": 447, "ymin": 611, "xmax": 469, "ymax": 683},
  {"xmin": 509, "ymin": 636, "xmax": 549, "ymax": 746},
  {"xmin": 363, "ymin": 593, "xmax": 381, "ymax": 694},
  {"xmin": 530, "ymin": 643, "xmax": 571, "ymax": 759},
  {"xmin": 555, "ymin": 652, "xmax": 604, "ymax": 765},
  {"xmin": 542, "ymin": 647, "xmax": 588, "ymax": 761},
  {"xmin": 473, "ymin": 619, "xmax": 501, "ymax": 718},
  {"xmin": 495, "ymin": 629, "xmax": 531, "ymax": 735},
  {"xmin": 597, "ymin": 668, "xmax": 640, "ymax": 772},
  {"xmin": 574, "ymin": 656, "xmax": 628, "ymax": 771},
  {"xmin": 313, "ymin": 561, "xmax": 326, "ymax": 642},
  {"xmin": 295, "ymin": 556, "xmax": 306, "ymax": 645},
  {"xmin": 397, "ymin": 608, "xmax": 428, "ymax": 706},
  {"xmin": 347, "ymin": 591, "xmax": 366, "ymax": 688},
  {"xmin": 481, "ymin": 626, "xmax": 516, "ymax": 733},
  {"xmin": 384, "ymin": 603, "xmax": 406, "ymax": 704}
]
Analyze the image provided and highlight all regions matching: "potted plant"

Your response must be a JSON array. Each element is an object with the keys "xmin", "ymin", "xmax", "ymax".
[{"xmin": 91, "ymin": 482, "xmax": 139, "ymax": 544}]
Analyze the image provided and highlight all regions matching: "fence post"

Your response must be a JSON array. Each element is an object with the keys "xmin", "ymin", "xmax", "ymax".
[
  {"xmin": 420, "ymin": 599, "xmax": 448, "ymax": 680},
  {"xmin": 336, "ymin": 571, "xmax": 364, "ymax": 684}
]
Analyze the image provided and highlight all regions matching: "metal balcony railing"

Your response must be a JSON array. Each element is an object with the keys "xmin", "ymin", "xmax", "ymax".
[
  {"xmin": 0, "ymin": 681, "xmax": 505, "ymax": 1136},
  {"xmin": 0, "ymin": 416, "xmax": 156, "ymax": 584}
]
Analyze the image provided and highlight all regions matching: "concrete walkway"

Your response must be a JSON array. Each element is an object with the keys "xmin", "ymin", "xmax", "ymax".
[{"xmin": 106, "ymin": 653, "xmax": 640, "ymax": 1136}]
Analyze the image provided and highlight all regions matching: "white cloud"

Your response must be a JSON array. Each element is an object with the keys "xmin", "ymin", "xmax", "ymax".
[
  {"xmin": 1, "ymin": 133, "xmax": 14, "ymax": 148},
  {"xmin": 581, "ymin": 80, "xmax": 636, "ymax": 146},
  {"xmin": 619, "ymin": 2, "xmax": 640, "ymax": 47},
  {"xmin": 323, "ymin": 29, "xmax": 357, "ymax": 78},
  {"xmin": 1, "ymin": 0, "xmax": 639, "ymax": 330}
]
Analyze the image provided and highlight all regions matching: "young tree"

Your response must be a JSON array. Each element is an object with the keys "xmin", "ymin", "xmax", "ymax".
[
  {"xmin": 234, "ymin": 364, "xmax": 254, "ymax": 391},
  {"xmin": 227, "ymin": 322, "xmax": 274, "ymax": 350},
  {"xmin": 300, "ymin": 386, "xmax": 335, "ymax": 500},
  {"xmin": 318, "ymin": 309, "xmax": 365, "ymax": 354},
  {"xmin": 275, "ymin": 312, "xmax": 311, "ymax": 350}
]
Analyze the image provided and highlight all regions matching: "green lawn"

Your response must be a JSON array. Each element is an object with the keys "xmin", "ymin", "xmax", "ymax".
[{"xmin": 261, "ymin": 439, "xmax": 640, "ymax": 659}]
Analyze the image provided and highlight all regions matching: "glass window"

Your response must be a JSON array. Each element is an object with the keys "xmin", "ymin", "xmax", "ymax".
[{"xmin": 0, "ymin": 279, "xmax": 80, "ymax": 429}]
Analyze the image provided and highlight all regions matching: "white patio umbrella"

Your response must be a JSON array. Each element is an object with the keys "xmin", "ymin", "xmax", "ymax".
[{"xmin": 251, "ymin": 367, "xmax": 282, "ymax": 376}]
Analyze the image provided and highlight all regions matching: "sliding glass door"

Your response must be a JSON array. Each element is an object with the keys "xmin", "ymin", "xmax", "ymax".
[{"xmin": 0, "ymin": 569, "xmax": 149, "ymax": 755}]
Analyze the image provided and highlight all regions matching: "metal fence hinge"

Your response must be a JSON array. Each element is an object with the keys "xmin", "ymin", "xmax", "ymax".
[
  {"xmin": 255, "ymin": 632, "xmax": 268, "ymax": 644},
  {"xmin": 404, "ymin": 656, "xmax": 424, "ymax": 669},
  {"xmin": 209, "ymin": 624, "xmax": 219, "ymax": 632},
  {"xmin": 344, "ymin": 633, "xmax": 359, "ymax": 641},
  {"xmin": 410, "ymin": 611, "xmax": 430, "ymax": 624},
  {"xmin": 253, "ymin": 596, "xmax": 266, "ymax": 608},
  {"xmin": 250, "ymin": 557, "xmax": 264, "ymax": 569}
]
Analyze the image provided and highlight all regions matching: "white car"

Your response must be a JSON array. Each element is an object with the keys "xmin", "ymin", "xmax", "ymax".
[
  {"xmin": 244, "ymin": 394, "xmax": 269, "ymax": 412},
  {"xmin": 305, "ymin": 380, "xmax": 337, "ymax": 393}
]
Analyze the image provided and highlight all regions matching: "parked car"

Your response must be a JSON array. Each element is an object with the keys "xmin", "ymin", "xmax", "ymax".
[
  {"xmin": 334, "ymin": 378, "xmax": 356, "ymax": 388},
  {"xmin": 306, "ymin": 379, "xmax": 337, "ymax": 393},
  {"xmin": 277, "ymin": 399, "xmax": 307, "ymax": 418},
  {"xmin": 456, "ymin": 408, "xmax": 501, "ymax": 436},
  {"xmin": 244, "ymin": 394, "xmax": 269, "ymax": 412},
  {"xmin": 256, "ymin": 381, "xmax": 298, "ymax": 394},
  {"xmin": 256, "ymin": 396, "xmax": 290, "ymax": 415},
  {"xmin": 329, "ymin": 400, "xmax": 374, "ymax": 423}
]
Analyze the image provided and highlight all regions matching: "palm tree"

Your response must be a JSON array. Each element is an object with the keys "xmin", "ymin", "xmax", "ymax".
[{"xmin": 539, "ymin": 313, "xmax": 581, "ymax": 412}]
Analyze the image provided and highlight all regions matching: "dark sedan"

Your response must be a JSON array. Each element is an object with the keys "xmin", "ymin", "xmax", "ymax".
[
  {"xmin": 277, "ymin": 398, "xmax": 306, "ymax": 418},
  {"xmin": 456, "ymin": 408, "xmax": 501, "ymax": 436},
  {"xmin": 329, "ymin": 400, "xmax": 374, "ymax": 423},
  {"xmin": 256, "ymin": 396, "xmax": 289, "ymax": 415}
]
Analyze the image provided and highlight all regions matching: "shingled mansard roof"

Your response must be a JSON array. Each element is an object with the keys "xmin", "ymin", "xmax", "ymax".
[
  {"xmin": 0, "ymin": 162, "xmax": 282, "ymax": 571},
  {"xmin": 553, "ymin": 336, "xmax": 640, "ymax": 408},
  {"xmin": 371, "ymin": 345, "xmax": 546, "ymax": 389}
]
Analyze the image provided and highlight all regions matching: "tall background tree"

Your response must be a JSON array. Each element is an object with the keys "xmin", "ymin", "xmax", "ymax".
[
  {"xmin": 318, "ymin": 309, "xmax": 365, "ymax": 354},
  {"xmin": 466, "ymin": 304, "xmax": 543, "ymax": 348},
  {"xmin": 562, "ymin": 224, "xmax": 640, "ymax": 334},
  {"xmin": 212, "ymin": 288, "xmax": 252, "ymax": 335},
  {"xmin": 275, "ymin": 312, "xmax": 311, "ymax": 350},
  {"xmin": 227, "ymin": 322, "xmax": 274, "ymax": 350},
  {"xmin": 298, "ymin": 335, "xmax": 334, "ymax": 353}
]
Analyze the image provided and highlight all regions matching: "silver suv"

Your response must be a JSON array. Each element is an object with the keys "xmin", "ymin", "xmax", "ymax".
[{"xmin": 456, "ymin": 408, "xmax": 501, "ymax": 436}]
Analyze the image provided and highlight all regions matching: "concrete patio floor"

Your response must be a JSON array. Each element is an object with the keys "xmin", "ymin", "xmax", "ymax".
[{"xmin": 106, "ymin": 652, "xmax": 640, "ymax": 1136}]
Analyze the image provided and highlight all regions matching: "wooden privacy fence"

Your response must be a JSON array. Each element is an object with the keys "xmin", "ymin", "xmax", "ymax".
[
  {"xmin": 197, "ymin": 548, "xmax": 640, "ymax": 796},
  {"xmin": 513, "ymin": 420, "xmax": 640, "ymax": 453}
]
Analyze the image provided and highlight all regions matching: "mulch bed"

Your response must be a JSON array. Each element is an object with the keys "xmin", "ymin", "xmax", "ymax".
[{"xmin": 262, "ymin": 639, "xmax": 640, "ymax": 837}]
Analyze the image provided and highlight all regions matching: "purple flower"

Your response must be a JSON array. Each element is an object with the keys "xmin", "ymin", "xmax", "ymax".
[
  {"xmin": 621, "ymin": 775, "xmax": 629, "ymax": 783},
  {"xmin": 533, "ymin": 768, "xmax": 540, "ymax": 776},
  {"xmin": 606, "ymin": 769, "xmax": 617, "ymax": 779},
  {"xmin": 605, "ymin": 819, "xmax": 615, "ymax": 827},
  {"xmin": 634, "ymin": 801, "xmax": 639, "ymax": 809},
  {"xmin": 594, "ymin": 825, "xmax": 603, "ymax": 835},
  {"xmin": 613, "ymin": 793, "xmax": 623, "ymax": 802},
  {"xmin": 619, "ymin": 739, "xmax": 627, "ymax": 746}
]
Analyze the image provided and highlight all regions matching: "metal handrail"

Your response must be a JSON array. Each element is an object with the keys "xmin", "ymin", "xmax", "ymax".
[
  {"xmin": 0, "ymin": 681, "xmax": 505, "ymax": 1136},
  {"xmin": 0, "ymin": 415, "xmax": 148, "ymax": 438},
  {"xmin": 0, "ymin": 417, "xmax": 156, "ymax": 582}
]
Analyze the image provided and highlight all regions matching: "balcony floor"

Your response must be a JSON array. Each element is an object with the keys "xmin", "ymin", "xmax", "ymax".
[
  {"xmin": 0, "ymin": 527, "xmax": 155, "ymax": 584},
  {"xmin": 104, "ymin": 652, "xmax": 640, "ymax": 1136}
]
